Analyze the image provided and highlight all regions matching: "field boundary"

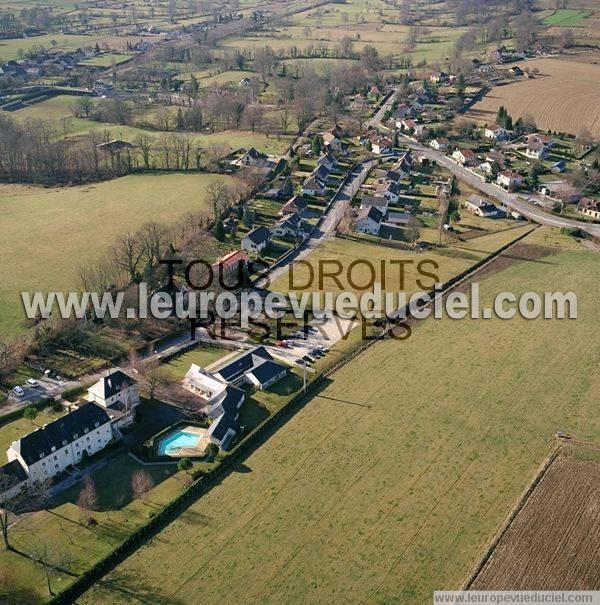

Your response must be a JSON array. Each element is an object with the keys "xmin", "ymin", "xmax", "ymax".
[
  {"xmin": 47, "ymin": 224, "xmax": 538, "ymax": 605},
  {"xmin": 461, "ymin": 441, "xmax": 560, "ymax": 590}
]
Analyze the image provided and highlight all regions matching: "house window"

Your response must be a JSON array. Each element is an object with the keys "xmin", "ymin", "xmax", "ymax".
[{"xmin": 54, "ymin": 455, "xmax": 57, "ymax": 460}]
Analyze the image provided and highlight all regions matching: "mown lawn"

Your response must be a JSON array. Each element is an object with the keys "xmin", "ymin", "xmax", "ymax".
[
  {"xmin": 0, "ymin": 173, "xmax": 231, "ymax": 337},
  {"xmin": 76, "ymin": 232, "xmax": 600, "ymax": 604},
  {"xmin": 165, "ymin": 345, "xmax": 232, "ymax": 379}
]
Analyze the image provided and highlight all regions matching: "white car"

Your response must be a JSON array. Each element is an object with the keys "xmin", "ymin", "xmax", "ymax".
[
  {"xmin": 26, "ymin": 378, "xmax": 38, "ymax": 387},
  {"xmin": 12, "ymin": 386, "xmax": 25, "ymax": 397}
]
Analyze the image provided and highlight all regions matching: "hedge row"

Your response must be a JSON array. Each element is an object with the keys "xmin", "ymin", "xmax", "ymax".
[{"xmin": 0, "ymin": 397, "xmax": 54, "ymax": 429}]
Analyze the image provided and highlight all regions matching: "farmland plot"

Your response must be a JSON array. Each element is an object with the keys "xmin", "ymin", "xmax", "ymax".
[
  {"xmin": 467, "ymin": 57, "xmax": 600, "ymax": 137},
  {"xmin": 469, "ymin": 447, "xmax": 600, "ymax": 590}
]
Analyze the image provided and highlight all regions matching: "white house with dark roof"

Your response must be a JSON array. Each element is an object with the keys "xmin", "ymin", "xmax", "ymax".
[
  {"xmin": 360, "ymin": 195, "xmax": 389, "ymax": 216},
  {"xmin": 6, "ymin": 403, "xmax": 114, "ymax": 484},
  {"xmin": 374, "ymin": 181, "xmax": 401, "ymax": 203},
  {"xmin": 87, "ymin": 369, "xmax": 139, "ymax": 430},
  {"xmin": 271, "ymin": 212, "xmax": 304, "ymax": 238},
  {"xmin": 465, "ymin": 195, "xmax": 498, "ymax": 217},
  {"xmin": 317, "ymin": 153, "xmax": 337, "ymax": 172},
  {"xmin": 242, "ymin": 226, "xmax": 271, "ymax": 253},
  {"xmin": 301, "ymin": 174, "xmax": 327, "ymax": 196},
  {"xmin": 213, "ymin": 346, "xmax": 287, "ymax": 389},
  {"xmin": 356, "ymin": 206, "xmax": 383, "ymax": 235},
  {"xmin": 182, "ymin": 364, "xmax": 245, "ymax": 450},
  {"xmin": 237, "ymin": 147, "xmax": 268, "ymax": 167}
]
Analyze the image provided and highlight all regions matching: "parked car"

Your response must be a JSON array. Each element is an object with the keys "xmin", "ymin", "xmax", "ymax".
[
  {"xmin": 296, "ymin": 359, "xmax": 308, "ymax": 366},
  {"xmin": 12, "ymin": 386, "xmax": 25, "ymax": 397},
  {"xmin": 26, "ymin": 378, "xmax": 38, "ymax": 386},
  {"xmin": 302, "ymin": 355, "xmax": 315, "ymax": 364}
]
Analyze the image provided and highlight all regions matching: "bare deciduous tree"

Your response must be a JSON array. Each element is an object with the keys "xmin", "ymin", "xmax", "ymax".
[{"xmin": 131, "ymin": 470, "xmax": 155, "ymax": 503}]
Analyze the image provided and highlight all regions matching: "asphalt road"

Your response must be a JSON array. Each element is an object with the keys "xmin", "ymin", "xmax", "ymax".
[
  {"xmin": 368, "ymin": 86, "xmax": 600, "ymax": 237},
  {"xmin": 254, "ymin": 158, "xmax": 380, "ymax": 290},
  {"xmin": 396, "ymin": 133, "xmax": 600, "ymax": 237}
]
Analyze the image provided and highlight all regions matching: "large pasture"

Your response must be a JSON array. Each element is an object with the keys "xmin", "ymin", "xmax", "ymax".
[
  {"xmin": 0, "ymin": 173, "xmax": 229, "ymax": 337},
  {"xmin": 79, "ymin": 234, "xmax": 600, "ymax": 604},
  {"xmin": 467, "ymin": 57, "xmax": 600, "ymax": 137}
]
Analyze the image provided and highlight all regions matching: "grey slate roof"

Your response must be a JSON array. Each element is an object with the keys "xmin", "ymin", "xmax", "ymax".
[
  {"xmin": 13, "ymin": 403, "xmax": 111, "ymax": 466},
  {"xmin": 93, "ymin": 370, "xmax": 137, "ymax": 400},
  {"xmin": 361, "ymin": 195, "xmax": 388, "ymax": 208},
  {"xmin": 248, "ymin": 360, "xmax": 287, "ymax": 386},
  {"xmin": 244, "ymin": 225, "xmax": 271, "ymax": 245},
  {"xmin": 358, "ymin": 206, "xmax": 384, "ymax": 223},
  {"xmin": 216, "ymin": 346, "xmax": 273, "ymax": 383},
  {"xmin": 0, "ymin": 459, "xmax": 28, "ymax": 490}
]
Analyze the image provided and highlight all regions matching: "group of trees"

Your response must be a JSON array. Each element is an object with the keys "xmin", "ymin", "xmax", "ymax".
[{"xmin": 0, "ymin": 110, "xmax": 251, "ymax": 184}]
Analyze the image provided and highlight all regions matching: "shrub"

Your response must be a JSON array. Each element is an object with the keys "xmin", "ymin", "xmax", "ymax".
[
  {"xmin": 177, "ymin": 457, "xmax": 193, "ymax": 473},
  {"xmin": 560, "ymin": 227, "xmax": 585, "ymax": 238},
  {"xmin": 23, "ymin": 407, "xmax": 38, "ymax": 421},
  {"xmin": 205, "ymin": 443, "xmax": 219, "ymax": 462}
]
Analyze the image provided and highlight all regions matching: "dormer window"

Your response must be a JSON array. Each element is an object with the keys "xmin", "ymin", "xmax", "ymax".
[
  {"xmin": 73, "ymin": 433, "xmax": 78, "ymax": 439},
  {"xmin": 94, "ymin": 421, "xmax": 100, "ymax": 428},
  {"xmin": 84, "ymin": 427, "xmax": 89, "ymax": 434},
  {"xmin": 62, "ymin": 440, "xmax": 67, "ymax": 446},
  {"xmin": 39, "ymin": 453, "xmax": 44, "ymax": 459},
  {"xmin": 51, "ymin": 446, "xmax": 56, "ymax": 452}
]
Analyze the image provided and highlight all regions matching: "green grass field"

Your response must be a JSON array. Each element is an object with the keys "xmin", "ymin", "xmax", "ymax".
[
  {"xmin": 542, "ymin": 9, "xmax": 590, "ymax": 25},
  {"xmin": 0, "ymin": 173, "xmax": 230, "ymax": 337},
  {"xmin": 271, "ymin": 226, "xmax": 534, "ymax": 309},
  {"xmin": 75, "ymin": 231, "xmax": 600, "ymax": 604}
]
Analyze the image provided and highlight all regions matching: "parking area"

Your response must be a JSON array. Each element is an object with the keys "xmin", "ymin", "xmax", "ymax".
[
  {"xmin": 6, "ymin": 376, "xmax": 65, "ymax": 407},
  {"xmin": 268, "ymin": 315, "xmax": 357, "ymax": 367}
]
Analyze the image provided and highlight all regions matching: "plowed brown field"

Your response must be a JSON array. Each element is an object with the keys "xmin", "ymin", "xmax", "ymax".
[
  {"xmin": 469, "ymin": 449, "xmax": 600, "ymax": 590},
  {"xmin": 468, "ymin": 57, "xmax": 600, "ymax": 137}
]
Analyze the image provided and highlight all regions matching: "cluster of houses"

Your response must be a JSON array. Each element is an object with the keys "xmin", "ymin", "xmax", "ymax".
[
  {"xmin": 0, "ymin": 369, "xmax": 140, "ymax": 501},
  {"xmin": 0, "ymin": 46, "xmax": 99, "ymax": 85},
  {"xmin": 0, "ymin": 342, "xmax": 292, "ymax": 501},
  {"xmin": 356, "ymin": 153, "xmax": 414, "ymax": 236},
  {"xmin": 301, "ymin": 152, "xmax": 338, "ymax": 196},
  {"xmin": 180, "ymin": 346, "xmax": 287, "ymax": 451},
  {"xmin": 241, "ymin": 192, "xmax": 310, "ymax": 254}
]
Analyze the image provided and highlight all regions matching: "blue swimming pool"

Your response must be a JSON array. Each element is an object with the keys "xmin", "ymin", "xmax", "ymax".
[{"xmin": 157, "ymin": 429, "xmax": 200, "ymax": 456}]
